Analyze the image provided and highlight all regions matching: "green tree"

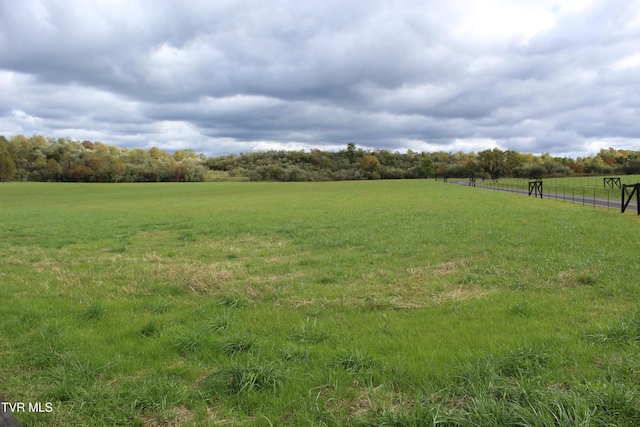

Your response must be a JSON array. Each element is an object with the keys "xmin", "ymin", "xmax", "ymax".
[
  {"xmin": 620, "ymin": 159, "xmax": 640, "ymax": 175},
  {"xmin": 346, "ymin": 143, "xmax": 357, "ymax": 164},
  {"xmin": 0, "ymin": 136, "xmax": 16, "ymax": 182},
  {"xmin": 0, "ymin": 154, "xmax": 16, "ymax": 181},
  {"xmin": 503, "ymin": 150, "xmax": 525, "ymax": 176},
  {"xmin": 478, "ymin": 148, "xmax": 504, "ymax": 179},
  {"xmin": 47, "ymin": 158, "xmax": 63, "ymax": 181},
  {"xmin": 419, "ymin": 156, "xmax": 434, "ymax": 177},
  {"xmin": 173, "ymin": 150, "xmax": 194, "ymax": 161}
]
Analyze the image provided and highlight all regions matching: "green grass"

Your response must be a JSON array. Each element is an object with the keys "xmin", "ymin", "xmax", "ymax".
[{"xmin": 1, "ymin": 180, "xmax": 640, "ymax": 425}]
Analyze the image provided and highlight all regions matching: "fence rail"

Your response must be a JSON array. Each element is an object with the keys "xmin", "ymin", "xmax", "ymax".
[{"xmin": 447, "ymin": 178, "xmax": 639, "ymax": 213}]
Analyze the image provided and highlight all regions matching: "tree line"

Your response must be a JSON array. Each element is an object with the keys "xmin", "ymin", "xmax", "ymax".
[
  {"xmin": 2, "ymin": 134, "xmax": 640, "ymax": 183},
  {"xmin": 0, "ymin": 134, "xmax": 207, "ymax": 183},
  {"xmin": 209, "ymin": 143, "xmax": 640, "ymax": 181}
]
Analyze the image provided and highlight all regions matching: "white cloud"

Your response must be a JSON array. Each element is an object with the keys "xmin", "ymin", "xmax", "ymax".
[
  {"xmin": 1, "ymin": 0, "xmax": 639, "ymax": 157},
  {"xmin": 450, "ymin": 1, "xmax": 556, "ymax": 46},
  {"xmin": 612, "ymin": 53, "xmax": 640, "ymax": 70}
]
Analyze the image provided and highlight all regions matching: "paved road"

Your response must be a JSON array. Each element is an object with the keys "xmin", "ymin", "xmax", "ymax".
[
  {"xmin": 450, "ymin": 180, "xmax": 639, "ymax": 213},
  {"xmin": 0, "ymin": 409, "xmax": 21, "ymax": 427}
]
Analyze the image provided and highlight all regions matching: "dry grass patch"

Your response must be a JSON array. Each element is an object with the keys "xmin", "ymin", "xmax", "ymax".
[
  {"xmin": 140, "ymin": 406, "xmax": 195, "ymax": 427},
  {"xmin": 407, "ymin": 259, "xmax": 465, "ymax": 277},
  {"xmin": 207, "ymin": 234, "xmax": 289, "ymax": 254},
  {"xmin": 33, "ymin": 257, "xmax": 62, "ymax": 273},
  {"xmin": 282, "ymin": 296, "xmax": 419, "ymax": 311},
  {"xmin": 204, "ymin": 407, "xmax": 249, "ymax": 425},
  {"xmin": 281, "ymin": 276, "xmax": 491, "ymax": 310},
  {"xmin": 152, "ymin": 258, "xmax": 305, "ymax": 297},
  {"xmin": 554, "ymin": 270, "xmax": 597, "ymax": 287},
  {"xmin": 155, "ymin": 260, "xmax": 237, "ymax": 294},
  {"xmin": 431, "ymin": 284, "xmax": 494, "ymax": 305},
  {"xmin": 338, "ymin": 385, "xmax": 416, "ymax": 425}
]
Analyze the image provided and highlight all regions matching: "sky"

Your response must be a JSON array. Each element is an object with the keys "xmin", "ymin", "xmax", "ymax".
[{"xmin": 1, "ymin": 0, "xmax": 639, "ymax": 158}]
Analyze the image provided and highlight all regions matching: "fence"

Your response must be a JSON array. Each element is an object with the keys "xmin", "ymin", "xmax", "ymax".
[{"xmin": 447, "ymin": 177, "xmax": 640, "ymax": 213}]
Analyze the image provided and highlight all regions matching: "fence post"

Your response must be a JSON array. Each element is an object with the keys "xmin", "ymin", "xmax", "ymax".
[{"xmin": 620, "ymin": 184, "xmax": 640, "ymax": 214}]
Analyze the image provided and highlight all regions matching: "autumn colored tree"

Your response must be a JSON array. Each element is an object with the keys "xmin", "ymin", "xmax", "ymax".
[
  {"xmin": 69, "ymin": 165, "xmax": 95, "ymax": 182},
  {"xmin": 361, "ymin": 154, "xmax": 381, "ymax": 172}
]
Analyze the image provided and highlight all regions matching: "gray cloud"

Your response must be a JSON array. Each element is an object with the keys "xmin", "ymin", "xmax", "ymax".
[{"xmin": 1, "ymin": 0, "xmax": 639, "ymax": 157}]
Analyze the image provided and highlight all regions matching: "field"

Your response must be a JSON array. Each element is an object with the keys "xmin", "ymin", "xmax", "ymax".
[{"xmin": 1, "ymin": 180, "xmax": 640, "ymax": 426}]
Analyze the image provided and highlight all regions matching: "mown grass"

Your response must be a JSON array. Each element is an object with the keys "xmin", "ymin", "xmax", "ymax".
[{"xmin": 1, "ymin": 180, "xmax": 640, "ymax": 426}]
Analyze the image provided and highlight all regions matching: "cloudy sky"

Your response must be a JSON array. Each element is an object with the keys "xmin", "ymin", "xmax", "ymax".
[{"xmin": 1, "ymin": 0, "xmax": 639, "ymax": 157}]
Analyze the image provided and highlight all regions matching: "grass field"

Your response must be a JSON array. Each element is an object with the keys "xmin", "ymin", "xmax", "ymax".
[{"xmin": 1, "ymin": 180, "xmax": 640, "ymax": 426}]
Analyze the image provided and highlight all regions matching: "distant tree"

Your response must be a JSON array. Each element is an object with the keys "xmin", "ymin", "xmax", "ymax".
[
  {"xmin": 81, "ymin": 140, "xmax": 95, "ymax": 150},
  {"xmin": 361, "ymin": 154, "xmax": 381, "ymax": 173},
  {"xmin": 46, "ymin": 158, "xmax": 63, "ymax": 181},
  {"xmin": 544, "ymin": 161, "xmax": 572, "ymax": 177},
  {"xmin": 0, "ymin": 137, "xmax": 16, "ymax": 182},
  {"xmin": 568, "ymin": 161, "xmax": 584, "ymax": 174},
  {"xmin": 444, "ymin": 163, "xmax": 467, "ymax": 178},
  {"xmin": 173, "ymin": 150, "xmax": 187, "ymax": 162},
  {"xmin": 69, "ymin": 165, "xmax": 95, "ymax": 182},
  {"xmin": 512, "ymin": 163, "xmax": 546, "ymax": 179},
  {"xmin": 346, "ymin": 142, "xmax": 357, "ymax": 164},
  {"xmin": 419, "ymin": 156, "xmax": 434, "ymax": 177},
  {"xmin": 478, "ymin": 148, "xmax": 504, "ymax": 179},
  {"xmin": 181, "ymin": 159, "xmax": 206, "ymax": 182},
  {"xmin": 582, "ymin": 156, "xmax": 606, "ymax": 174},
  {"xmin": 149, "ymin": 147, "xmax": 162, "ymax": 159},
  {"xmin": 0, "ymin": 154, "xmax": 16, "ymax": 181},
  {"xmin": 173, "ymin": 162, "xmax": 187, "ymax": 181},
  {"xmin": 503, "ymin": 150, "xmax": 525, "ymax": 176},
  {"xmin": 619, "ymin": 159, "xmax": 640, "ymax": 175}
]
